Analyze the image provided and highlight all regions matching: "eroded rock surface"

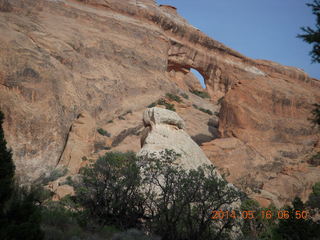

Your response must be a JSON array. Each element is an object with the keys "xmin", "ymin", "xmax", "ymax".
[
  {"xmin": 0, "ymin": 0, "xmax": 319, "ymax": 206},
  {"xmin": 138, "ymin": 107, "xmax": 212, "ymax": 170}
]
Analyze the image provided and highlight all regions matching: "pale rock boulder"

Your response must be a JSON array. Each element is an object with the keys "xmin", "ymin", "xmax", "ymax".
[{"xmin": 139, "ymin": 107, "xmax": 214, "ymax": 171}]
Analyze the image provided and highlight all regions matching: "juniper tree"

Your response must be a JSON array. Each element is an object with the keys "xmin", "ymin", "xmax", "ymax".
[{"xmin": 298, "ymin": 0, "xmax": 320, "ymax": 63}]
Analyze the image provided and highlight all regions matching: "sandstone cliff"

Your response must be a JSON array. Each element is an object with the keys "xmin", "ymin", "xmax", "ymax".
[{"xmin": 0, "ymin": 0, "xmax": 319, "ymax": 206}]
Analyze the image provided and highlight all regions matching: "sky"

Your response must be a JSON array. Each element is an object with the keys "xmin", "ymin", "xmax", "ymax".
[{"xmin": 157, "ymin": 0, "xmax": 320, "ymax": 84}]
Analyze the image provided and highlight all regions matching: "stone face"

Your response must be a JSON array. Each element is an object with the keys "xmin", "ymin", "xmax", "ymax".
[{"xmin": 0, "ymin": 0, "xmax": 319, "ymax": 206}]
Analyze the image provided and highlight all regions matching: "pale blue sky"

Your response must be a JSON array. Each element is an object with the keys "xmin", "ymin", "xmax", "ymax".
[{"xmin": 157, "ymin": 0, "xmax": 319, "ymax": 83}]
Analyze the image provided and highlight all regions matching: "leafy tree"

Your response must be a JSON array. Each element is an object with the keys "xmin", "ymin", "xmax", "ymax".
[
  {"xmin": 298, "ymin": 0, "xmax": 320, "ymax": 63},
  {"xmin": 0, "ymin": 111, "xmax": 15, "ymax": 212},
  {"xmin": 276, "ymin": 197, "xmax": 320, "ymax": 240},
  {"xmin": 140, "ymin": 150, "xmax": 242, "ymax": 240},
  {"xmin": 310, "ymin": 103, "xmax": 320, "ymax": 127},
  {"xmin": 3, "ymin": 186, "xmax": 44, "ymax": 240},
  {"xmin": 307, "ymin": 181, "xmax": 320, "ymax": 209},
  {"xmin": 74, "ymin": 152, "xmax": 145, "ymax": 230},
  {"xmin": 74, "ymin": 150, "xmax": 242, "ymax": 240}
]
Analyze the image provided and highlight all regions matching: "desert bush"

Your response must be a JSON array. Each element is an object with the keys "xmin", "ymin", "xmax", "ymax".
[
  {"xmin": 240, "ymin": 199, "xmax": 279, "ymax": 240},
  {"xmin": 94, "ymin": 141, "xmax": 111, "ymax": 152},
  {"xmin": 307, "ymin": 182, "xmax": 320, "ymax": 209},
  {"xmin": 97, "ymin": 128, "xmax": 111, "ymax": 137},
  {"xmin": 74, "ymin": 150, "xmax": 242, "ymax": 240},
  {"xmin": 166, "ymin": 93, "xmax": 182, "ymax": 103},
  {"xmin": 190, "ymin": 89, "xmax": 210, "ymax": 99},
  {"xmin": 147, "ymin": 99, "xmax": 176, "ymax": 111},
  {"xmin": 147, "ymin": 102, "xmax": 157, "ymax": 108},
  {"xmin": 180, "ymin": 92, "xmax": 189, "ymax": 99},
  {"xmin": 157, "ymin": 98, "xmax": 176, "ymax": 111},
  {"xmin": 308, "ymin": 152, "xmax": 320, "ymax": 166},
  {"xmin": 276, "ymin": 197, "xmax": 320, "ymax": 239},
  {"xmin": 75, "ymin": 152, "xmax": 144, "ymax": 230},
  {"xmin": 192, "ymin": 104, "xmax": 213, "ymax": 115}
]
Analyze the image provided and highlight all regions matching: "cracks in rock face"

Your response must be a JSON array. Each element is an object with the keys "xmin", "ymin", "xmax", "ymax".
[
  {"xmin": 55, "ymin": 123, "xmax": 73, "ymax": 167},
  {"xmin": 55, "ymin": 113, "xmax": 83, "ymax": 167}
]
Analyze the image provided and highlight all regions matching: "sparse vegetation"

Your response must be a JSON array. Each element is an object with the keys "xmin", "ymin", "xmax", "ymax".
[
  {"xmin": 147, "ymin": 102, "xmax": 157, "ymax": 108},
  {"xmin": 217, "ymin": 96, "xmax": 224, "ymax": 105},
  {"xmin": 107, "ymin": 119, "xmax": 114, "ymax": 124},
  {"xmin": 192, "ymin": 104, "xmax": 213, "ymax": 115},
  {"xmin": 158, "ymin": 98, "xmax": 175, "ymax": 111},
  {"xmin": 94, "ymin": 141, "xmax": 111, "ymax": 152},
  {"xmin": 190, "ymin": 89, "xmax": 210, "ymax": 99},
  {"xmin": 310, "ymin": 103, "xmax": 320, "ymax": 128},
  {"xmin": 97, "ymin": 128, "xmax": 111, "ymax": 137},
  {"xmin": 308, "ymin": 152, "xmax": 320, "ymax": 166},
  {"xmin": 147, "ymin": 98, "xmax": 176, "ymax": 111},
  {"xmin": 307, "ymin": 181, "xmax": 320, "ymax": 209},
  {"xmin": 166, "ymin": 93, "xmax": 182, "ymax": 103},
  {"xmin": 180, "ymin": 92, "xmax": 189, "ymax": 99}
]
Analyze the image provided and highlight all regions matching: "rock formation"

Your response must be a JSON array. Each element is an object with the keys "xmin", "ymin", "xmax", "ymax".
[
  {"xmin": 138, "ymin": 107, "xmax": 215, "ymax": 170},
  {"xmin": 0, "ymin": 0, "xmax": 319, "ymax": 206},
  {"xmin": 138, "ymin": 107, "xmax": 242, "ymax": 239}
]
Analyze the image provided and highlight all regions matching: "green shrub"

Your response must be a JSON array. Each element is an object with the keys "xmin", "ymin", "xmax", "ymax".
[
  {"xmin": 310, "ymin": 103, "xmax": 320, "ymax": 127},
  {"xmin": 308, "ymin": 152, "xmax": 320, "ymax": 166},
  {"xmin": 307, "ymin": 182, "xmax": 320, "ymax": 209},
  {"xmin": 165, "ymin": 103, "xmax": 175, "ymax": 111},
  {"xmin": 94, "ymin": 141, "xmax": 111, "ymax": 152},
  {"xmin": 199, "ymin": 108, "xmax": 213, "ymax": 115},
  {"xmin": 107, "ymin": 119, "xmax": 114, "ymax": 124},
  {"xmin": 97, "ymin": 128, "xmax": 111, "ymax": 137},
  {"xmin": 75, "ymin": 152, "xmax": 144, "ymax": 230},
  {"xmin": 190, "ymin": 89, "xmax": 210, "ymax": 99},
  {"xmin": 74, "ymin": 150, "xmax": 242, "ymax": 240},
  {"xmin": 240, "ymin": 199, "xmax": 279, "ymax": 239},
  {"xmin": 180, "ymin": 92, "xmax": 189, "ymax": 99},
  {"xmin": 276, "ymin": 197, "xmax": 320, "ymax": 239},
  {"xmin": 147, "ymin": 102, "xmax": 157, "ymax": 108},
  {"xmin": 148, "ymin": 99, "xmax": 176, "ymax": 111},
  {"xmin": 165, "ymin": 93, "xmax": 182, "ymax": 103},
  {"xmin": 192, "ymin": 104, "xmax": 213, "ymax": 115}
]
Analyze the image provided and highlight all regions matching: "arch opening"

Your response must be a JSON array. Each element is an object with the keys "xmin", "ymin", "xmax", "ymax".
[{"xmin": 190, "ymin": 68, "xmax": 206, "ymax": 89}]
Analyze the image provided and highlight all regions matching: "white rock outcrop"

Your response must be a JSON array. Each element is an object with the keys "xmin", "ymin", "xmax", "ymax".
[{"xmin": 138, "ymin": 107, "xmax": 215, "ymax": 171}]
